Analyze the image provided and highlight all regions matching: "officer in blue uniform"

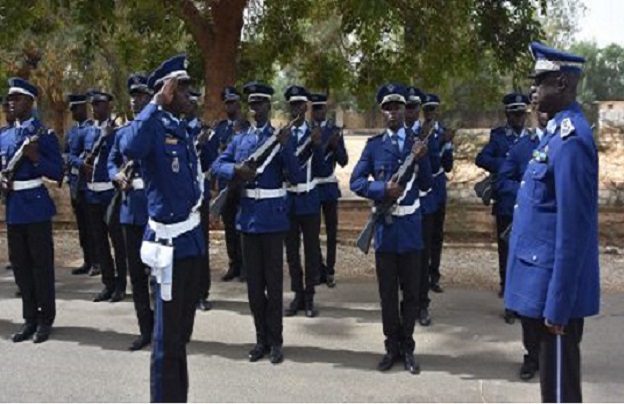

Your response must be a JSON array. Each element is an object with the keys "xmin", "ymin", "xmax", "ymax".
[
  {"xmin": 108, "ymin": 74, "xmax": 153, "ymax": 351},
  {"xmin": 1, "ymin": 96, "xmax": 18, "ymax": 282},
  {"xmin": 215, "ymin": 86, "xmax": 248, "ymax": 282},
  {"xmin": 497, "ymin": 108, "xmax": 548, "ymax": 381},
  {"xmin": 64, "ymin": 94, "xmax": 96, "ymax": 276},
  {"xmin": 189, "ymin": 88, "xmax": 219, "ymax": 313},
  {"xmin": 350, "ymin": 84, "xmax": 432, "ymax": 374},
  {"xmin": 71, "ymin": 90, "xmax": 127, "ymax": 302},
  {"xmin": 213, "ymin": 81, "xmax": 300, "ymax": 364},
  {"xmin": 505, "ymin": 42, "xmax": 599, "ymax": 403},
  {"xmin": 404, "ymin": 87, "xmax": 439, "ymax": 327},
  {"xmin": 120, "ymin": 55, "xmax": 205, "ymax": 403},
  {"xmin": 1, "ymin": 78, "xmax": 63, "ymax": 343},
  {"xmin": 309, "ymin": 92, "xmax": 348, "ymax": 288},
  {"xmin": 476, "ymin": 92, "xmax": 530, "ymax": 323},
  {"xmin": 283, "ymin": 85, "xmax": 323, "ymax": 318},
  {"xmin": 422, "ymin": 93, "xmax": 453, "ymax": 295}
]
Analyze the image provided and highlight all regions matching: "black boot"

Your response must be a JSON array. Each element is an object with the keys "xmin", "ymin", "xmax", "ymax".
[
  {"xmin": 12, "ymin": 322, "xmax": 37, "ymax": 343},
  {"xmin": 284, "ymin": 294, "xmax": 305, "ymax": 317}
]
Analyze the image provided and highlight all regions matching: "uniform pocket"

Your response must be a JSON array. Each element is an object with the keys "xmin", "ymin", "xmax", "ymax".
[{"xmin": 527, "ymin": 163, "xmax": 549, "ymax": 203}]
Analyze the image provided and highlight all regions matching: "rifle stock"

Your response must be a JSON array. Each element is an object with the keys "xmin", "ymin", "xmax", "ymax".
[
  {"xmin": 355, "ymin": 214, "xmax": 376, "ymax": 254},
  {"xmin": 209, "ymin": 187, "xmax": 228, "ymax": 215}
]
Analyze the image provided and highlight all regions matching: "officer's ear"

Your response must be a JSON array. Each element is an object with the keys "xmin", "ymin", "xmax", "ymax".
[{"xmin": 556, "ymin": 74, "xmax": 568, "ymax": 94}]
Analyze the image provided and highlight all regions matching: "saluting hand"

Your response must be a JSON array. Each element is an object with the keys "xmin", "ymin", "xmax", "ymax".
[
  {"xmin": 154, "ymin": 77, "xmax": 178, "ymax": 107},
  {"xmin": 386, "ymin": 180, "xmax": 404, "ymax": 201},
  {"xmin": 411, "ymin": 139, "xmax": 428, "ymax": 160}
]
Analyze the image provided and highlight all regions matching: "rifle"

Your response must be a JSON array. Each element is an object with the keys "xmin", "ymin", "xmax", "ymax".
[
  {"xmin": 209, "ymin": 114, "xmax": 302, "ymax": 215},
  {"xmin": 500, "ymin": 222, "xmax": 512, "ymax": 243},
  {"xmin": 0, "ymin": 127, "xmax": 46, "ymax": 203},
  {"xmin": 323, "ymin": 112, "xmax": 345, "ymax": 159},
  {"xmin": 105, "ymin": 160, "xmax": 136, "ymax": 227},
  {"xmin": 82, "ymin": 119, "xmax": 116, "ymax": 175}
]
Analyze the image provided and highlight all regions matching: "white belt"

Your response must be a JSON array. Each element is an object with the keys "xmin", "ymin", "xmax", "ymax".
[
  {"xmin": 315, "ymin": 174, "xmax": 338, "ymax": 185},
  {"xmin": 419, "ymin": 188, "xmax": 432, "ymax": 197},
  {"xmin": 433, "ymin": 168, "xmax": 444, "ymax": 177},
  {"xmin": 243, "ymin": 187, "xmax": 286, "ymax": 199},
  {"xmin": 148, "ymin": 210, "xmax": 201, "ymax": 241},
  {"xmin": 11, "ymin": 178, "xmax": 43, "ymax": 191},
  {"xmin": 87, "ymin": 182, "xmax": 114, "ymax": 192},
  {"xmin": 372, "ymin": 199, "xmax": 421, "ymax": 217},
  {"xmin": 131, "ymin": 178, "xmax": 145, "ymax": 190},
  {"xmin": 70, "ymin": 167, "xmax": 79, "ymax": 175},
  {"xmin": 287, "ymin": 181, "xmax": 317, "ymax": 194}
]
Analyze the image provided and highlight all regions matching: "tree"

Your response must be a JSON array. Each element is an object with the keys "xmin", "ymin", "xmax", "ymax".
[{"xmin": 569, "ymin": 41, "xmax": 624, "ymax": 104}]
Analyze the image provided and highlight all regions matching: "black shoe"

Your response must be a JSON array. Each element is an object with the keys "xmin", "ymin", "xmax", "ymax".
[
  {"xmin": 430, "ymin": 283, "xmax": 444, "ymax": 293},
  {"xmin": 11, "ymin": 322, "xmax": 37, "ymax": 343},
  {"xmin": 93, "ymin": 287, "xmax": 114, "ymax": 302},
  {"xmin": 15, "ymin": 289, "xmax": 21, "ymax": 297},
  {"xmin": 88, "ymin": 265, "xmax": 101, "ymax": 277},
  {"xmin": 269, "ymin": 345, "xmax": 284, "ymax": 364},
  {"xmin": 128, "ymin": 335, "xmax": 151, "ymax": 351},
  {"xmin": 377, "ymin": 351, "xmax": 399, "ymax": 372},
  {"xmin": 519, "ymin": 355, "xmax": 538, "ymax": 380},
  {"xmin": 110, "ymin": 289, "xmax": 126, "ymax": 303},
  {"xmin": 326, "ymin": 274, "xmax": 337, "ymax": 288},
  {"xmin": 404, "ymin": 353, "xmax": 421, "ymax": 375},
  {"xmin": 33, "ymin": 324, "xmax": 51, "ymax": 344},
  {"xmin": 305, "ymin": 302, "xmax": 318, "ymax": 318},
  {"xmin": 71, "ymin": 263, "xmax": 91, "ymax": 275},
  {"xmin": 504, "ymin": 309, "xmax": 516, "ymax": 325},
  {"xmin": 197, "ymin": 299, "xmax": 213, "ymax": 311},
  {"xmin": 248, "ymin": 344, "xmax": 269, "ymax": 362},
  {"xmin": 221, "ymin": 268, "xmax": 239, "ymax": 282},
  {"xmin": 419, "ymin": 308, "xmax": 432, "ymax": 327},
  {"xmin": 284, "ymin": 297, "xmax": 304, "ymax": 317}
]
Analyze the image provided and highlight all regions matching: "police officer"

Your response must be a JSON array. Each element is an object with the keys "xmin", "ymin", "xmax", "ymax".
[
  {"xmin": 1, "ymin": 78, "xmax": 63, "ymax": 343},
  {"xmin": 65, "ymin": 94, "xmax": 97, "ymax": 276},
  {"xmin": 404, "ymin": 87, "xmax": 439, "ymax": 327},
  {"xmin": 212, "ymin": 81, "xmax": 299, "ymax": 364},
  {"xmin": 309, "ymin": 93, "xmax": 348, "ymax": 288},
  {"xmin": 505, "ymin": 43, "xmax": 599, "ymax": 403},
  {"xmin": 1, "ymin": 97, "xmax": 19, "ymax": 287},
  {"xmin": 350, "ymin": 84, "xmax": 432, "ymax": 374},
  {"xmin": 71, "ymin": 90, "xmax": 127, "ymax": 302},
  {"xmin": 421, "ymin": 94, "xmax": 453, "ymax": 295},
  {"xmin": 283, "ymin": 85, "xmax": 323, "ymax": 318},
  {"xmin": 108, "ymin": 74, "xmax": 153, "ymax": 351},
  {"xmin": 476, "ymin": 92, "xmax": 529, "ymax": 324},
  {"xmin": 120, "ymin": 55, "xmax": 204, "ymax": 403},
  {"xmin": 215, "ymin": 86, "xmax": 247, "ymax": 282},
  {"xmin": 189, "ymin": 88, "xmax": 219, "ymax": 312},
  {"xmin": 497, "ymin": 107, "xmax": 548, "ymax": 381}
]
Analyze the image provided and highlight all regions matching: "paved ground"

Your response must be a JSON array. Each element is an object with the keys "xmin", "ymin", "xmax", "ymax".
[{"xmin": 1, "ymin": 261, "xmax": 623, "ymax": 403}]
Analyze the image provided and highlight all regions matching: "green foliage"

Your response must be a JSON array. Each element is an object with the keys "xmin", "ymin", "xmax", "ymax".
[{"xmin": 569, "ymin": 41, "xmax": 624, "ymax": 104}]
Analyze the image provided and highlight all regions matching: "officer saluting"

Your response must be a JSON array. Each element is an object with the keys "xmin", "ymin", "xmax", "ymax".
[
  {"xmin": 215, "ymin": 86, "xmax": 248, "ymax": 282},
  {"xmin": 1, "ymin": 78, "xmax": 63, "ymax": 343},
  {"xmin": 212, "ymin": 81, "xmax": 299, "ymax": 364},
  {"xmin": 119, "ymin": 55, "xmax": 204, "ymax": 403},
  {"xmin": 505, "ymin": 42, "xmax": 599, "ymax": 402},
  {"xmin": 476, "ymin": 92, "xmax": 530, "ymax": 324},
  {"xmin": 108, "ymin": 74, "xmax": 153, "ymax": 351},
  {"xmin": 350, "ymin": 84, "xmax": 432, "ymax": 374},
  {"xmin": 309, "ymin": 92, "xmax": 348, "ymax": 288},
  {"xmin": 64, "ymin": 94, "xmax": 96, "ymax": 276}
]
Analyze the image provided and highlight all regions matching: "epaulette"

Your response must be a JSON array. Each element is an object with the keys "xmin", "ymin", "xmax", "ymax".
[{"xmin": 560, "ymin": 117, "xmax": 576, "ymax": 139}]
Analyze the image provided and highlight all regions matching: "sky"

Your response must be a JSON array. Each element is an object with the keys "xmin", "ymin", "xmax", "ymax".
[{"xmin": 576, "ymin": 0, "xmax": 624, "ymax": 46}]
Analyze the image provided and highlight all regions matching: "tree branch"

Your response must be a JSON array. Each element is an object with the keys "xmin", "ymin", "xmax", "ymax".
[{"xmin": 173, "ymin": 0, "xmax": 214, "ymax": 52}]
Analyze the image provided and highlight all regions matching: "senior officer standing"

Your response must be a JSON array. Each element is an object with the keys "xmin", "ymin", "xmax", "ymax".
[
  {"xmin": 212, "ymin": 81, "xmax": 300, "ymax": 364},
  {"xmin": 1, "ymin": 78, "xmax": 63, "ymax": 343},
  {"xmin": 108, "ymin": 74, "xmax": 153, "ymax": 351},
  {"xmin": 350, "ymin": 84, "xmax": 432, "ymax": 375},
  {"xmin": 505, "ymin": 42, "xmax": 599, "ymax": 403},
  {"xmin": 120, "ymin": 55, "xmax": 205, "ymax": 403},
  {"xmin": 309, "ymin": 92, "xmax": 348, "ymax": 288}
]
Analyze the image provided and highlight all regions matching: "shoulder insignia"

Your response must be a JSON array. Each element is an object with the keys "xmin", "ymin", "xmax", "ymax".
[{"xmin": 560, "ymin": 118, "xmax": 575, "ymax": 139}]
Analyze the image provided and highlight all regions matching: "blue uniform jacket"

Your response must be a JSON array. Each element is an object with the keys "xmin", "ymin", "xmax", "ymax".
[
  {"xmin": 504, "ymin": 102, "xmax": 600, "ymax": 326},
  {"xmin": 70, "ymin": 121, "xmax": 116, "ymax": 205},
  {"xmin": 287, "ymin": 122, "xmax": 324, "ymax": 216},
  {"xmin": 496, "ymin": 131, "xmax": 541, "ymax": 217},
  {"xmin": 213, "ymin": 119, "xmax": 248, "ymax": 192},
  {"xmin": 120, "ymin": 102, "xmax": 206, "ymax": 259},
  {"xmin": 212, "ymin": 124, "xmax": 300, "ymax": 234},
  {"xmin": 190, "ymin": 118, "xmax": 220, "ymax": 201},
  {"xmin": 107, "ymin": 127, "xmax": 148, "ymax": 226},
  {"xmin": 0, "ymin": 117, "xmax": 63, "ymax": 225},
  {"xmin": 475, "ymin": 125, "xmax": 524, "ymax": 216},
  {"xmin": 314, "ymin": 120, "xmax": 348, "ymax": 203},
  {"xmin": 350, "ymin": 130, "xmax": 433, "ymax": 253},
  {"xmin": 64, "ymin": 119, "xmax": 92, "ymax": 195},
  {"xmin": 409, "ymin": 122, "xmax": 440, "ymax": 215}
]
